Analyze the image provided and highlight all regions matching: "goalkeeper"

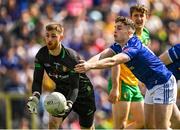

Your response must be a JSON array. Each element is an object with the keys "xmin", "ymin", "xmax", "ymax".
[{"xmin": 27, "ymin": 22, "xmax": 96, "ymax": 129}]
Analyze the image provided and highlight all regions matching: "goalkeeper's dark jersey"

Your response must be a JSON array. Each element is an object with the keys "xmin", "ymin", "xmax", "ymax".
[{"xmin": 32, "ymin": 45, "xmax": 95, "ymax": 105}]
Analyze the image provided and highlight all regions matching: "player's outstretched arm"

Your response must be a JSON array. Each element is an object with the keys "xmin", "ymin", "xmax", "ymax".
[
  {"xmin": 159, "ymin": 51, "xmax": 172, "ymax": 65},
  {"xmin": 75, "ymin": 52, "xmax": 130, "ymax": 73},
  {"xmin": 160, "ymin": 44, "xmax": 180, "ymax": 65},
  {"xmin": 75, "ymin": 48, "xmax": 115, "ymax": 73},
  {"xmin": 87, "ymin": 48, "xmax": 115, "ymax": 63}
]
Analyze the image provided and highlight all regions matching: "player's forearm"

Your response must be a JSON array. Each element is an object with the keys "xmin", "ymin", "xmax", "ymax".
[
  {"xmin": 159, "ymin": 51, "xmax": 172, "ymax": 65},
  {"xmin": 32, "ymin": 64, "xmax": 44, "ymax": 94},
  {"xmin": 111, "ymin": 65, "xmax": 120, "ymax": 89},
  {"xmin": 32, "ymin": 69, "xmax": 44, "ymax": 94},
  {"xmin": 88, "ymin": 48, "xmax": 115, "ymax": 63},
  {"xmin": 32, "ymin": 80, "xmax": 43, "ymax": 94},
  {"xmin": 67, "ymin": 88, "xmax": 78, "ymax": 103},
  {"xmin": 89, "ymin": 57, "xmax": 118, "ymax": 69},
  {"xmin": 68, "ymin": 74, "xmax": 79, "ymax": 103},
  {"xmin": 89, "ymin": 53, "xmax": 129, "ymax": 70}
]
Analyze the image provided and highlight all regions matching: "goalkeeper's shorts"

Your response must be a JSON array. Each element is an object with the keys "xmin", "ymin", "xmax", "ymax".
[{"xmin": 55, "ymin": 81, "xmax": 96, "ymax": 128}]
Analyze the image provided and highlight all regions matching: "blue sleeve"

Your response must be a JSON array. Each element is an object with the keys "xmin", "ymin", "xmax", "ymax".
[
  {"xmin": 110, "ymin": 43, "xmax": 122, "ymax": 54},
  {"xmin": 121, "ymin": 36, "xmax": 141, "ymax": 59},
  {"xmin": 168, "ymin": 44, "xmax": 180, "ymax": 62},
  {"xmin": 122, "ymin": 45, "xmax": 139, "ymax": 59}
]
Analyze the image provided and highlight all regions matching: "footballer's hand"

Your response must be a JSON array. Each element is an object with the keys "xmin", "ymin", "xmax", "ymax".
[
  {"xmin": 138, "ymin": 81, "xmax": 146, "ymax": 96},
  {"xmin": 27, "ymin": 92, "xmax": 40, "ymax": 114},
  {"xmin": 64, "ymin": 100, "xmax": 73, "ymax": 112},
  {"xmin": 74, "ymin": 60, "xmax": 91, "ymax": 73},
  {"xmin": 54, "ymin": 111, "xmax": 66, "ymax": 117},
  {"xmin": 54, "ymin": 100, "xmax": 73, "ymax": 117},
  {"xmin": 108, "ymin": 88, "xmax": 120, "ymax": 104}
]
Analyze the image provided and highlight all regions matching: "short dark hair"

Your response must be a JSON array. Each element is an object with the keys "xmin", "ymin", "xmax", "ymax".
[
  {"xmin": 115, "ymin": 16, "xmax": 135, "ymax": 31},
  {"xmin": 45, "ymin": 22, "xmax": 64, "ymax": 34},
  {"xmin": 130, "ymin": 4, "xmax": 149, "ymax": 16}
]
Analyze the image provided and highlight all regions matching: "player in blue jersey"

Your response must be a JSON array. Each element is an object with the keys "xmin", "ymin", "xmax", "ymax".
[
  {"xmin": 160, "ymin": 44, "xmax": 180, "ymax": 80},
  {"xmin": 159, "ymin": 43, "xmax": 180, "ymax": 128},
  {"xmin": 75, "ymin": 16, "xmax": 177, "ymax": 129},
  {"xmin": 108, "ymin": 5, "xmax": 150, "ymax": 129}
]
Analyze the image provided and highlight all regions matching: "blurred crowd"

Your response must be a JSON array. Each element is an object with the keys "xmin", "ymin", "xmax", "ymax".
[{"xmin": 0, "ymin": 0, "xmax": 179, "ymax": 129}]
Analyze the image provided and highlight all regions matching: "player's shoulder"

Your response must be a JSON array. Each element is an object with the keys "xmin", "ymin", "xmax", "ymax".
[
  {"xmin": 173, "ymin": 43, "xmax": 180, "ymax": 49},
  {"xmin": 63, "ymin": 46, "xmax": 81, "ymax": 60},
  {"xmin": 127, "ymin": 36, "xmax": 142, "ymax": 47},
  {"xmin": 171, "ymin": 43, "xmax": 180, "ymax": 57},
  {"xmin": 110, "ymin": 42, "xmax": 122, "ymax": 54},
  {"xmin": 169, "ymin": 43, "xmax": 180, "ymax": 53},
  {"xmin": 36, "ymin": 45, "xmax": 48, "ymax": 57},
  {"xmin": 65, "ymin": 46, "xmax": 78, "ymax": 54}
]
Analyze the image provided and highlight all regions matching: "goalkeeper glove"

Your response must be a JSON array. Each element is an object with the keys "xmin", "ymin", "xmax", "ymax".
[
  {"xmin": 54, "ymin": 100, "xmax": 73, "ymax": 117},
  {"xmin": 65, "ymin": 100, "xmax": 73, "ymax": 112},
  {"xmin": 27, "ymin": 92, "xmax": 40, "ymax": 114}
]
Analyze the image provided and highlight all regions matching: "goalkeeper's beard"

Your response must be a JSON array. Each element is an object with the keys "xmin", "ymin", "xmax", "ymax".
[{"xmin": 47, "ymin": 41, "xmax": 59, "ymax": 50}]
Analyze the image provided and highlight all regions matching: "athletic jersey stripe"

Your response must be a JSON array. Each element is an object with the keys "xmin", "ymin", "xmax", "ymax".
[
  {"xmin": 167, "ymin": 50, "xmax": 173, "ymax": 63},
  {"xmin": 35, "ymin": 63, "xmax": 41, "ymax": 68},
  {"xmin": 173, "ymin": 48, "xmax": 179, "ymax": 60}
]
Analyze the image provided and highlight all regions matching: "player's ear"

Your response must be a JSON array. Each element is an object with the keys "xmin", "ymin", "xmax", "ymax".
[
  {"xmin": 127, "ymin": 30, "xmax": 134, "ymax": 35},
  {"xmin": 146, "ymin": 13, "xmax": 150, "ymax": 20},
  {"xmin": 60, "ymin": 34, "xmax": 64, "ymax": 40}
]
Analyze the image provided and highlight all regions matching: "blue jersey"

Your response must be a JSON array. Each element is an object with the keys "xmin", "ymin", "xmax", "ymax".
[
  {"xmin": 167, "ymin": 44, "xmax": 180, "ymax": 80},
  {"xmin": 110, "ymin": 36, "xmax": 172, "ymax": 90}
]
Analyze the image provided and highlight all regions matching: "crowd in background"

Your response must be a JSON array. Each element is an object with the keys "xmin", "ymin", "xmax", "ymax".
[{"xmin": 0, "ymin": 0, "xmax": 179, "ymax": 129}]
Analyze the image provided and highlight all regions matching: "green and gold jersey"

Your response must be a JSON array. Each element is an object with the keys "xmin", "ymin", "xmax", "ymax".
[{"xmin": 137, "ymin": 27, "xmax": 151, "ymax": 46}]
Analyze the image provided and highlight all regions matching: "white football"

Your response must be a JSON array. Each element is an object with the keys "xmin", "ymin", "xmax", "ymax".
[{"xmin": 44, "ymin": 92, "xmax": 67, "ymax": 116}]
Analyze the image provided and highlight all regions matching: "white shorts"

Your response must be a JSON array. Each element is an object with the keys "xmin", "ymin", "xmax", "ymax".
[{"xmin": 144, "ymin": 75, "xmax": 177, "ymax": 104}]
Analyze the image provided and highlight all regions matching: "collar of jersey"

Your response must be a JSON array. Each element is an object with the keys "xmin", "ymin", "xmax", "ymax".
[
  {"xmin": 59, "ymin": 45, "xmax": 65, "ymax": 59},
  {"xmin": 122, "ymin": 35, "xmax": 139, "ymax": 49}
]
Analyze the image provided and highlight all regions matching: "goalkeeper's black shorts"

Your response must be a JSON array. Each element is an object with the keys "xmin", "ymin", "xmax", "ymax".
[{"xmin": 55, "ymin": 82, "xmax": 96, "ymax": 128}]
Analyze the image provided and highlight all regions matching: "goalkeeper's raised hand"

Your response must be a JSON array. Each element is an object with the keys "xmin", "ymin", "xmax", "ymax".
[{"xmin": 27, "ymin": 92, "xmax": 40, "ymax": 114}]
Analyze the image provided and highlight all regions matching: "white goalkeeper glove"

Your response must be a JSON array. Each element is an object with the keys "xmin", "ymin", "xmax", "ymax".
[
  {"xmin": 27, "ymin": 92, "xmax": 40, "ymax": 114},
  {"xmin": 54, "ymin": 100, "xmax": 73, "ymax": 117},
  {"xmin": 64, "ymin": 100, "xmax": 73, "ymax": 113}
]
